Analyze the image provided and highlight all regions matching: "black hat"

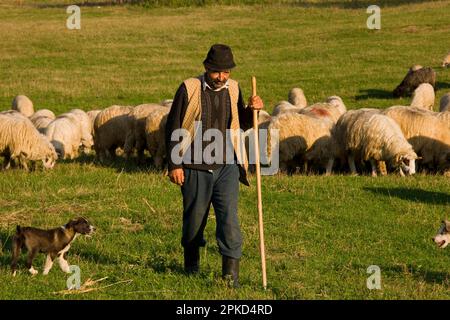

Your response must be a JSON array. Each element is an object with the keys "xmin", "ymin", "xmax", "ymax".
[{"xmin": 203, "ymin": 44, "xmax": 236, "ymax": 71}]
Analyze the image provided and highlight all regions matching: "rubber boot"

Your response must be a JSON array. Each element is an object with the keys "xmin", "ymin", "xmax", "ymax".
[
  {"xmin": 222, "ymin": 255, "xmax": 240, "ymax": 288},
  {"xmin": 184, "ymin": 246, "xmax": 199, "ymax": 274}
]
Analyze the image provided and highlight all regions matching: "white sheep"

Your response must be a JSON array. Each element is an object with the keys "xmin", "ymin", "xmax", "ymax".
[
  {"xmin": 67, "ymin": 109, "xmax": 94, "ymax": 153},
  {"xmin": 267, "ymin": 112, "xmax": 336, "ymax": 174},
  {"xmin": 145, "ymin": 107, "xmax": 170, "ymax": 168},
  {"xmin": 0, "ymin": 113, "xmax": 57, "ymax": 170},
  {"xmin": 410, "ymin": 83, "xmax": 435, "ymax": 110},
  {"xmin": 45, "ymin": 114, "xmax": 82, "ymax": 160},
  {"xmin": 124, "ymin": 103, "xmax": 165, "ymax": 161},
  {"xmin": 31, "ymin": 116, "xmax": 53, "ymax": 134},
  {"xmin": 11, "ymin": 95, "xmax": 34, "ymax": 118},
  {"xmin": 288, "ymin": 88, "xmax": 307, "ymax": 108},
  {"xmin": 29, "ymin": 109, "xmax": 56, "ymax": 134},
  {"xmin": 299, "ymin": 97, "xmax": 347, "ymax": 124},
  {"xmin": 326, "ymin": 96, "xmax": 347, "ymax": 116},
  {"xmin": 336, "ymin": 110, "xmax": 417, "ymax": 176},
  {"xmin": 440, "ymin": 93, "xmax": 450, "ymax": 112},
  {"xmin": 271, "ymin": 101, "xmax": 301, "ymax": 117},
  {"xmin": 383, "ymin": 106, "xmax": 450, "ymax": 171},
  {"xmin": 29, "ymin": 109, "xmax": 55, "ymax": 121},
  {"xmin": 94, "ymin": 105, "xmax": 134, "ymax": 161}
]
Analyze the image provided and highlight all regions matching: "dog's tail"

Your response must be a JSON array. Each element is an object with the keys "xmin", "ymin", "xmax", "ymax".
[{"xmin": 11, "ymin": 225, "xmax": 24, "ymax": 276}]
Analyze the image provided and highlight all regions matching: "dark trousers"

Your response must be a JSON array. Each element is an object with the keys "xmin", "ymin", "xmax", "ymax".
[{"xmin": 181, "ymin": 164, "xmax": 242, "ymax": 259}]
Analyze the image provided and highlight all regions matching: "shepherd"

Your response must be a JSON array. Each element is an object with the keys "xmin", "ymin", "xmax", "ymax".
[{"xmin": 165, "ymin": 44, "xmax": 264, "ymax": 288}]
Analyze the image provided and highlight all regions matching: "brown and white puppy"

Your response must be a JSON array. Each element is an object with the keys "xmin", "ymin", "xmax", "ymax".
[
  {"xmin": 432, "ymin": 220, "xmax": 450, "ymax": 249},
  {"xmin": 11, "ymin": 217, "xmax": 95, "ymax": 276}
]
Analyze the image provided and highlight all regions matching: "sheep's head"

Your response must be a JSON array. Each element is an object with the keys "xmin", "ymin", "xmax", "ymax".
[
  {"xmin": 43, "ymin": 139, "xmax": 58, "ymax": 169},
  {"xmin": 394, "ymin": 152, "xmax": 418, "ymax": 175}
]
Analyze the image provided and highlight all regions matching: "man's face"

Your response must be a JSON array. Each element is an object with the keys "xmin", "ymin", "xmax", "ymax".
[{"xmin": 206, "ymin": 69, "xmax": 231, "ymax": 89}]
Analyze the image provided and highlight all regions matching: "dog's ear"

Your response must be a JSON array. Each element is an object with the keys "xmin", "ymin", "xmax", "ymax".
[
  {"xmin": 444, "ymin": 220, "xmax": 450, "ymax": 231},
  {"xmin": 65, "ymin": 218, "xmax": 79, "ymax": 228}
]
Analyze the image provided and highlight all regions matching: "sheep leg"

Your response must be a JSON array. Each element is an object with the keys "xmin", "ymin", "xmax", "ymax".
[
  {"xmin": 370, "ymin": 160, "xmax": 378, "ymax": 177},
  {"xmin": 348, "ymin": 154, "xmax": 357, "ymax": 175},
  {"xmin": 19, "ymin": 154, "xmax": 29, "ymax": 172},
  {"xmin": 377, "ymin": 161, "xmax": 387, "ymax": 176},
  {"xmin": 325, "ymin": 158, "xmax": 334, "ymax": 176},
  {"xmin": 2, "ymin": 154, "xmax": 11, "ymax": 170},
  {"xmin": 399, "ymin": 167, "xmax": 405, "ymax": 177}
]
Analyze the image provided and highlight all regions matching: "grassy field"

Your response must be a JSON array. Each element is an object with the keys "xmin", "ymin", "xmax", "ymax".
[{"xmin": 0, "ymin": 1, "xmax": 449, "ymax": 300}]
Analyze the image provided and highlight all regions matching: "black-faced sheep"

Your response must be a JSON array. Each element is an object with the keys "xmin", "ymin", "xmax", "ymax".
[{"xmin": 393, "ymin": 67, "xmax": 436, "ymax": 98}]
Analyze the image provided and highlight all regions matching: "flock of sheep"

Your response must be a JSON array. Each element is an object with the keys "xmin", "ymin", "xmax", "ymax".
[
  {"xmin": 0, "ymin": 96, "xmax": 172, "ymax": 171},
  {"xmin": 0, "ymin": 55, "xmax": 449, "ymax": 177},
  {"xmin": 262, "ymin": 62, "xmax": 450, "ymax": 176}
]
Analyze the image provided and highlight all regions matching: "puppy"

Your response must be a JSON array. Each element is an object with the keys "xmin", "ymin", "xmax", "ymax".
[
  {"xmin": 432, "ymin": 220, "xmax": 450, "ymax": 249},
  {"xmin": 11, "ymin": 217, "xmax": 95, "ymax": 276}
]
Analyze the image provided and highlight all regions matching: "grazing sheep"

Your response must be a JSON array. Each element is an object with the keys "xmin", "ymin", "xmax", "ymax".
[
  {"xmin": 45, "ymin": 114, "xmax": 82, "ymax": 160},
  {"xmin": 29, "ymin": 109, "xmax": 56, "ymax": 134},
  {"xmin": 87, "ymin": 110, "xmax": 101, "ymax": 134},
  {"xmin": 124, "ymin": 103, "xmax": 165, "ymax": 160},
  {"xmin": 145, "ymin": 107, "xmax": 170, "ymax": 168},
  {"xmin": 440, "ymin": 93, "xmax": 450, "ymax": 112},
  {"xmin": 94, "ymin": 105, "xmax": 134, "ymax": 161},
  {"xmin": 326, "ymin": 96, "xmax": 347, "ymax": 116},
  {"xmin": 271, "ymin": 101, "xmax": 302, "ymax": 117},
  {"xmin": 443, "ymin": 52, "xmax": 450, "ymax": 68},
  {"xmin": 31, "ymin": 116, "xmax": 53, "ymax": 134},
  {"xmin": 383, "ymin": 106, "xmax": 450, "ymax": 171},
  {"xmin": 29, "ymin": 109, "xmax": 55, "ymax": 121},
  {"xmin": 0, "ymin": 110, "xmax": 27, "ymax": 118},
  {"xmin": 336, "ymin": 111, "xmax": 417, "ymax": 176},
  {"xmin": 11, "ymin": 95, "xmax": 34, "ymax": 117},
  {"xmin": 67, "ymin": 109, "xmax": 94, "ymax": 153},
  {"xmin": 0, "ymin": 113, "xmax": 57, "ymax": 171},
  {"xmin": 410, "ymin": 83, "xmax": 435, "ymax": 110},
  {"xmin": 299, "ymin": 97, "xmax": 347, "ymax": 124},
  {"xmin": 288, "ymin": 88, "xmax": 307, "ymax": 108},
  {"xmin": 334, "ymin": 108, "xmax": 382, "ymax": 173},
  {"xmin": 267, "ymin": 112, "xmax": 336, "ymax": 174},
  {"xmin": 393, "ymin": 67, "xmax": 436, "ymax": 98}
]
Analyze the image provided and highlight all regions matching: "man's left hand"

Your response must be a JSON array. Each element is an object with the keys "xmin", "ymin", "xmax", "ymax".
[{"xmin": 248, "ymin": 95, "xmax": 264, "ymax": 111}]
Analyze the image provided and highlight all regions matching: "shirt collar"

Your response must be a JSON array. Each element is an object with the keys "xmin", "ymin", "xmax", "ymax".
[{"xmin": 202, "ymin": 74, "xmax": 229, "ymax": 92}]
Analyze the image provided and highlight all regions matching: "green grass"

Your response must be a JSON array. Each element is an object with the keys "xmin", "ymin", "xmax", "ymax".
[{"xmin": 0, "ymin": 1, "xmax": 450, "ymax": 299}]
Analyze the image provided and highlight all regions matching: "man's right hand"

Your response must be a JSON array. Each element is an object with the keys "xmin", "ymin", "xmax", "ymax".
[{"xmin": 169, "ymin": 168, "xmax": 184, "ymax": 186}]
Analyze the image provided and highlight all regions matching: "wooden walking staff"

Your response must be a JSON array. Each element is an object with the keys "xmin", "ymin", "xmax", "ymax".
[{"xmin": 251, "ymin": 76, "xmax": 267, "ymax": 289}]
